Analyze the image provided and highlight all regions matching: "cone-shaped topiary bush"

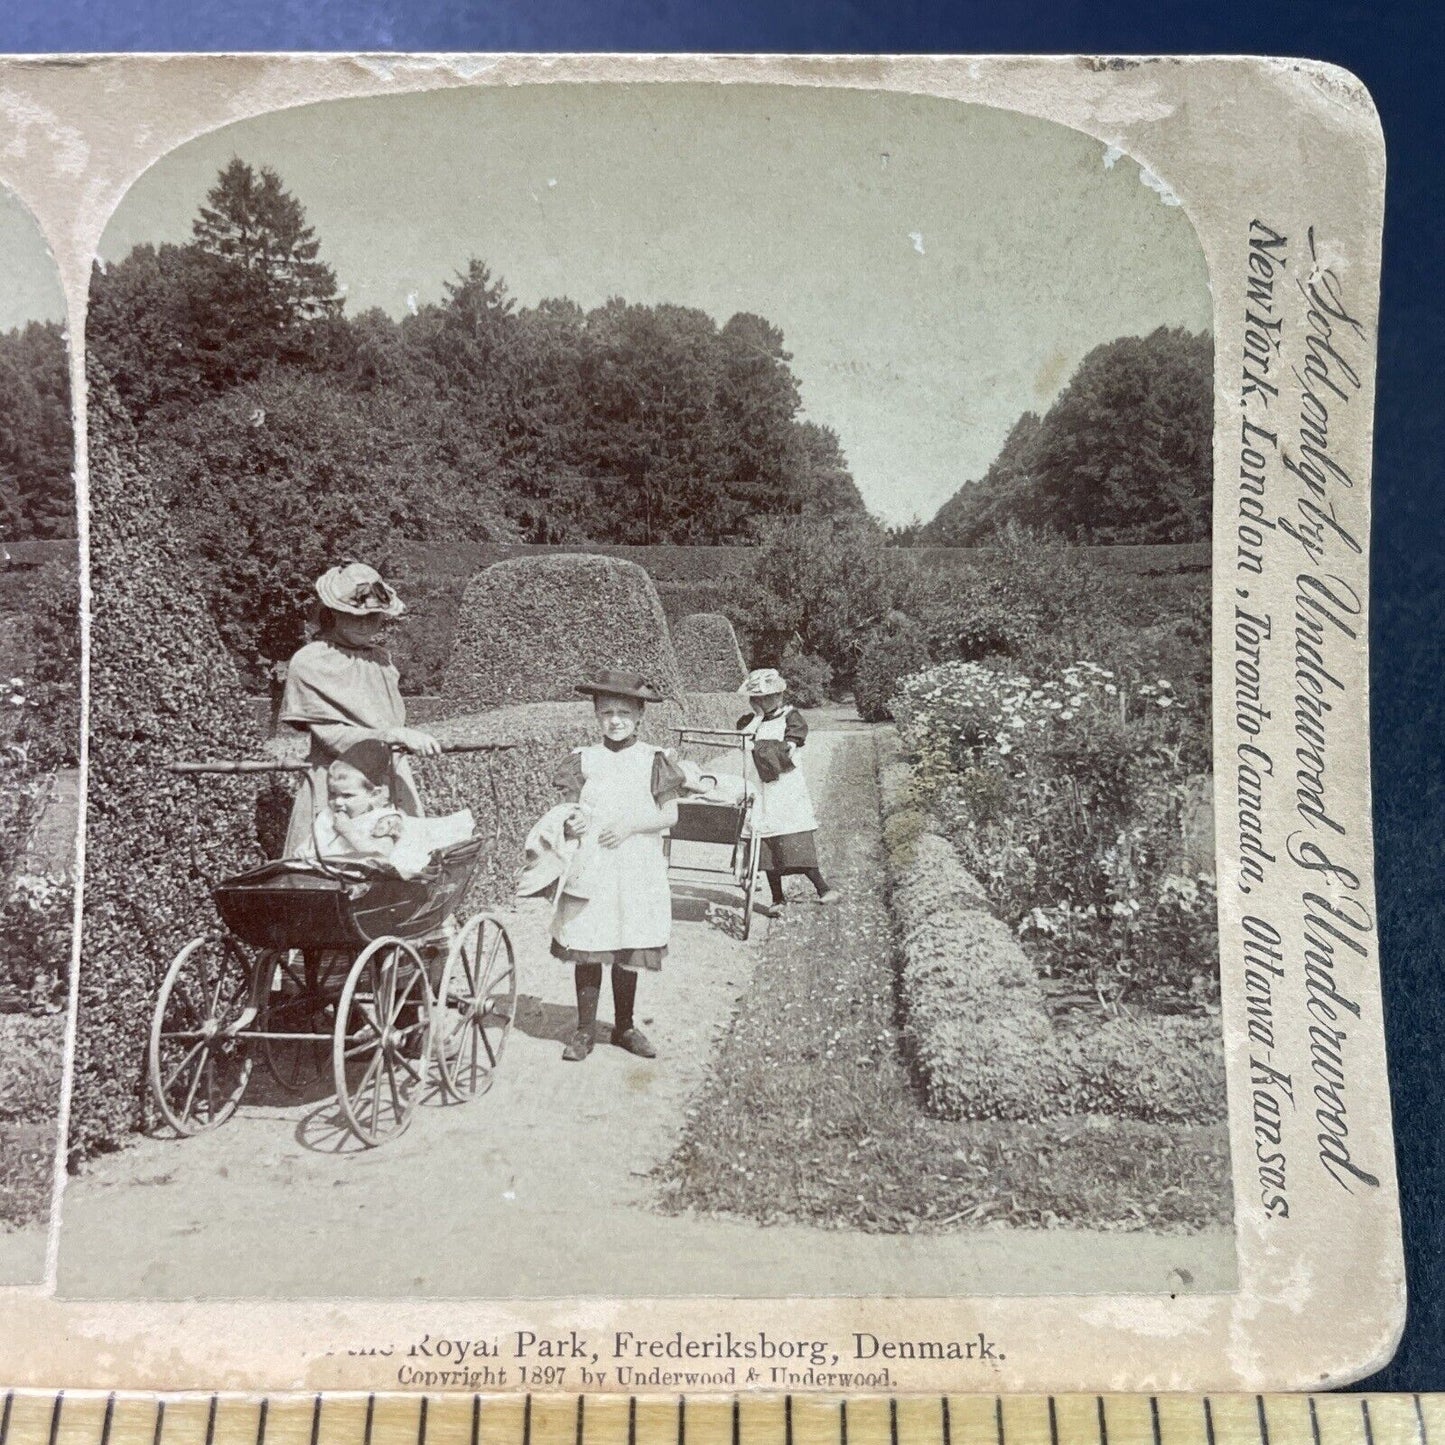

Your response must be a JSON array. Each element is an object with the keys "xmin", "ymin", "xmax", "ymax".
[
  {"xmin": 672, "ymin": 613, "xmax": 746, "ymax": 693},
  {"xmin": 442, "ymin": 554, "xmax": 684, "ymax": 710},
  {"xmin": 72, "ymin": 371, "xmax": 265, "ymax": 1159}
]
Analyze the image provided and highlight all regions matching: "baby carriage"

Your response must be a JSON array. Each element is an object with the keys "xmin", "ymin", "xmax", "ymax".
[
  {"xmin": 663, "ymin": 727, "xmax": 762, "ymax": 939},
  {"xmin": 148, "ymin": 746, "xmax": 516, "ymax": 1147}
]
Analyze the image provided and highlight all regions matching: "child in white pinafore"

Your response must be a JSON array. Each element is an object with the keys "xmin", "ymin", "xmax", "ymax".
[
  {"xmin": 549, "ymin": 669, "xmax": 685, "ymax": 1063},
  {"xmin": 737, "ymin": 667, "xmax": 838, "ymax": 917}
]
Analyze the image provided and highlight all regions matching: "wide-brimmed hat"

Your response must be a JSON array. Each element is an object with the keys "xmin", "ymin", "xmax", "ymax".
[
  {"xmin": 316, "ymin": 563, "xmax": 405, "ymax": 619},
  {"xmin": 576, "ymin": 669, "xmax": 667, "ymax": 703},
  {"xmin": 739, "ymin": 667, "xmax": 787, "ymax": 697}
]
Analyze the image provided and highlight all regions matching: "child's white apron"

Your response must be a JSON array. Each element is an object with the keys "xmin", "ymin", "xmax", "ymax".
[
  {"xmin": 551, "ymin": 742, "xmax": 673, "ymax": 953},
  {"xmin": 742, "ymin": 708, "xmax": 818, "ymax": 839}
]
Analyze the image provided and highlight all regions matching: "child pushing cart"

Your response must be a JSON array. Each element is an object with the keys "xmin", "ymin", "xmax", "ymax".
[{"xmin": 736, "ymin": 666, "xmax": 838, "ymax": 917}]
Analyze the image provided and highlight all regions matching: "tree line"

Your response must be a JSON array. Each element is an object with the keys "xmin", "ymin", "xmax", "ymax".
[
  {"xmin": 87, "ymin": 160, "xmax": 868, "ymax": 674},
  {"xmin": 82, "ymin": 158, "xmax": 1213, "ymax": 681},
  {"xmin": 910, "ymin": 326, "xmax": 1213, "ymax": 547},
  {"xmin": 0, "ymin": 321, "xmax": 72, "ymax": 540}
]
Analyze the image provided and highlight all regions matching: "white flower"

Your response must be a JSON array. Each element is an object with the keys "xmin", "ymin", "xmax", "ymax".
[
  {"xmin": 1157, "ymin": 696, "xmax": 1174, "ymax": 708},
  {"xmin": 1158, "ymin": 679, "xmax": 1173, "ymax": 689},
  {"xmin": 1104, "ymin": 684, "xmax": 1117, "ymax": 695},
  {"xmin": 1059, "ymin": 709, "xmax": 1074, "ymax": 721}
]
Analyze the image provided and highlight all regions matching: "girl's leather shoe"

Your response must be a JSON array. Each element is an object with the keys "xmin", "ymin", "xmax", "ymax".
[
  {"xmin": 611, "ymin": 1027, "xmax": 657, "ymax": 1058},
  {"xmin": 562, "ymin": 1029, "xmax": 594, "ymax": 1061}
]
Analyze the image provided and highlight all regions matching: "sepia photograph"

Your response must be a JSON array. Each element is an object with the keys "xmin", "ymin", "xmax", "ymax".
[
  {"xmin": 0, "ymin": 184, "xmax": 79, "ymax": 1287},
  {"xmin": 39, "ymin": 79, "xmax": 1235, "ymax": 1303}
]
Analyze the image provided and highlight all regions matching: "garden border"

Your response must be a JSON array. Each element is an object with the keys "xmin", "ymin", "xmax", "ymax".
[{"xmin": 874, "ymin": 726, "xmax": 1226, "ymax": 1125}]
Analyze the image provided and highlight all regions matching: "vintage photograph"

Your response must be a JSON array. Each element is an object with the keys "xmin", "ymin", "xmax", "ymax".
[
  {"xmin": 0, "ymin": 184, "xmax": 80, "ymax": 1285},
  {"xmin": 47, "ymin": 80, "xmax": 1234, "ymax": 1302}
]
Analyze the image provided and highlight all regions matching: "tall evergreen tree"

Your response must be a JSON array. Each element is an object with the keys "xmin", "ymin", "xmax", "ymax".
[
  {"xmin": 921, "ymin": 410, "xmax": 1041, "ymax": 545},
  {"xmin": 193, "ymin": 158, "xmax": 341, "ymax": 324}
]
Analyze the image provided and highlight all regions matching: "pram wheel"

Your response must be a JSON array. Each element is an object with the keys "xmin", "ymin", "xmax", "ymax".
[
  {"xmin": 148, "ymin": 933, "xmax": 256, "ymax": 1136},
  {"xmin": 436, "ymin": 913, "xmax": 517, "ymax": 1102},
  {"xmin": 332, "ymin": 936, "xmax": 433, "ymax": 1146},
  {"xmin": 257, "ymin": 948, "xmax": 332, "ymax": 1095}
]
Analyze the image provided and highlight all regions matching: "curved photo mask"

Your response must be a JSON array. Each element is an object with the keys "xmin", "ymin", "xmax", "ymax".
[
  {"xmin": 0, "ymin": 53, "xmax": 1398, "ymax": 1393},
  {"xmin": 0, "ymin": 185, "xmax": 79, "ymax": 1286}
]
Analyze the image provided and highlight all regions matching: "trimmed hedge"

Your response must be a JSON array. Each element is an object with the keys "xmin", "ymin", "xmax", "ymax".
[
  {"xmin": 19, "ymin": 554, "xmax": 82, "ymax": 771},
  {"xmin": 907, "ymin": 542, "xmax": 1212, "ymax": 575},
  {"xmin": 1053, "ymin": 1016, "xmax": 1225, "ymax": 1122},
  {"xmin": 442, "ymin": 554, "xmax": 685, "ymax": 710},
  {"xmin": 396, "ymin": 539, "xmax": 1210, "ymax": 583},
  {"xmin": 395, "ymin": 540, "xmax": 755, "ymax": 584},
  {"xmin": 0, "ymin": 874, "xmax": 71, "ymax": 1013},
  {"xmin": 778, "ymin": 643, "xmax": 833, "ymax": 707},
  {"xmin": 420, "ymin": 691, "xmax": 739, "ymax": 908},
  {"xmin": 853, "ymin": 617, "xmax": 932, "ymax": 722},
  {"xmin": 0, "ymin": 1014, "xmax": 64, "ymax": 1126},
  {"xmin": 73, "ymin": 373, "xmax": 265, "ymax": 1159},
  {"xmin": 653, "ymin": 578, "xmax": 739, "ymax": 628},
  {"xmin": 672, "ymin": 613, "xmax": 746, "ymax": 693},
  {"xmin": 875, "ymin": 728, "xmax": 1224, "ymax": 1125}
]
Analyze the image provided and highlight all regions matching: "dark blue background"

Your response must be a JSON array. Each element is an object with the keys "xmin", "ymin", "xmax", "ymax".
[{"xmin": 2, "ymin": 0, "xmax": 1441, "ymax": 1393}]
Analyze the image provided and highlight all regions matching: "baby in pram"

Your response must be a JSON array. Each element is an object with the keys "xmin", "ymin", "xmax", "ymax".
[{"xmin": 300, "ymin": 738, "xmax": 474, "ymax": 878}]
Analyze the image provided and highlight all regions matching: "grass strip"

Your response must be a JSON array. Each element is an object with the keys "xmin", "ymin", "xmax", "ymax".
[{"xmin": 655, "ymin": 730, "xmax": 1231, "ymax": 1233}]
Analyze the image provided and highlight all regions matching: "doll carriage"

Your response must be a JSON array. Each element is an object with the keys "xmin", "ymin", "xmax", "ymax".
[
  {"xmin": 148, "ymin": 746, "xmax": 517, "ymax": 1147},
  {"xmin": 662, "ymin": 727, "xmax": 762, "ymax": 940}
]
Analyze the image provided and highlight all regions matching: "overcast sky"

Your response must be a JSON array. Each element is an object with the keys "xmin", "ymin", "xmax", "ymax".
[{"xmin": 85, "ymin": 83, "xmax": 1211, "ymax": 526}]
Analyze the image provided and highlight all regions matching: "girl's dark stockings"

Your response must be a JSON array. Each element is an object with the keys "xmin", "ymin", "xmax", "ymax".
[
  {"xmin": 611, "ymin": 964, "xmax": 638, "ymax": 1033},
  {"xmin": 574, "ymin": 960, "xmax": 639, "ymax": 1032},
  {"xmin": 574, "ymin": 963, "xmax": 602, "ymax": 1030},
  {"xmin": 766, "ymin": 867, "xmax": 830, "ymax": 903}
]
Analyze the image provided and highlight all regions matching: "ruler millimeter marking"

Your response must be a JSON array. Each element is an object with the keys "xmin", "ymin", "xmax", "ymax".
[{"xmin": 0, "ymin": 1395, "xmax": 1438, "ymax": 1445}]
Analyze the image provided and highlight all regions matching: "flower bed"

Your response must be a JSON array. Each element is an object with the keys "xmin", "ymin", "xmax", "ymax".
[
  {"xmin": 892, "ymin": 657, "xmax": 1217, "ymax": 1012},
  {"xmin": 875, "ymin": 730, "xmax": 1223, "ymax": 1125}
]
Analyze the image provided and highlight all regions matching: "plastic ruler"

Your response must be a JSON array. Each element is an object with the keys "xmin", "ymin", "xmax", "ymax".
[{"xmin": 0, "ymin": 1394, "xmax": 1438, "ymax": 1445}]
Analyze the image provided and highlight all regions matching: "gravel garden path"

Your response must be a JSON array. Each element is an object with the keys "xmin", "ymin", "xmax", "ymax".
[{"xmin": 46, "ymin": 717, "xmax": 1232, "ymax": 1300}]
